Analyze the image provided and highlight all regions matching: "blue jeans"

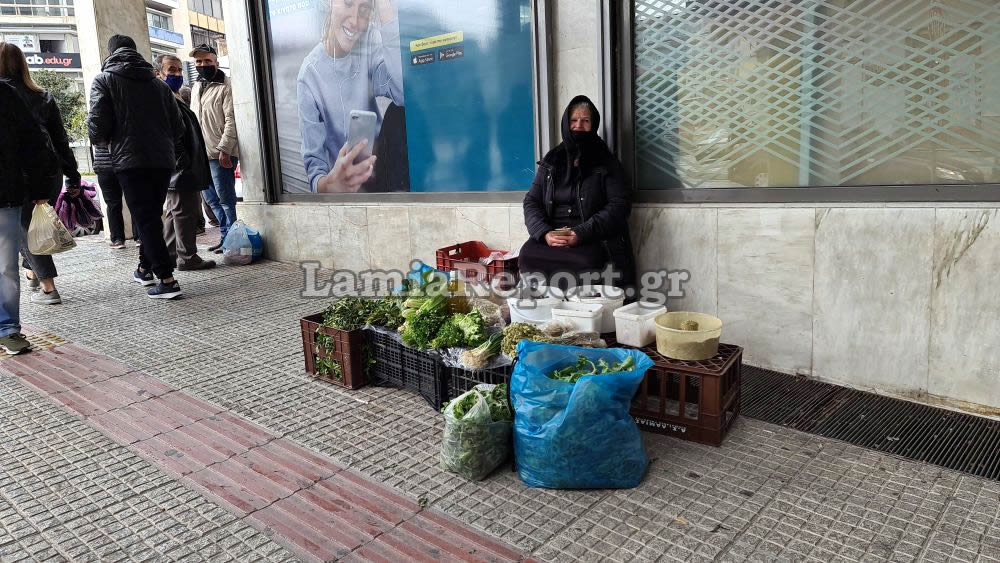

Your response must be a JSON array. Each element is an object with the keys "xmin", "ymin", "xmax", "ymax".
[
  {"xmin": 0, "ymin": 207, "xmax": 25, "ymax": 337},
  {"xmin": 205, "ymin": 157, "xmax": 238, "ymax": 240}
]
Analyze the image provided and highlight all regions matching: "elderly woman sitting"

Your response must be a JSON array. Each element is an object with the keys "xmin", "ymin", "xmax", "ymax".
[{"xmin": 518, "ymin": 95, "xmax": 636, "ymax": 292}]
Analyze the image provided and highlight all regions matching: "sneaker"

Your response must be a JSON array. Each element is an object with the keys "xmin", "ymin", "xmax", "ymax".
[
  {"xmin": 177, "ymin": 259, "xmax": 216, "ymax": 271},
  {"xmin": 0, "ymin": 333, "xmax": 31, "ymax": 355},
  {"xmin": 25, "ymin": 273, "xmax": 39, "ymax": 292},
  {"xmin": 30, "ymin": 289, "xmax": 61, "ymax": 305},
  {"xmin": 133, "ymin": 269, "xmax": 155, "ymax": 286},
  {"xmin": 148, "ymin": 281, "xmax": 182, "ymax": 299},
  {"xmin": 208, "ymin": 241, "xmax": 223, "ymax": 252},
  {"xmin": 110, "ymin": 240, "xmax": 126, "ymax": 250}
]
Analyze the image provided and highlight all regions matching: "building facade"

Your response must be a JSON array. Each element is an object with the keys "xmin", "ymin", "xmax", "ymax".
[{"xmin": 0, "ymin": 0, "xmax": 83, "ymax": 88}]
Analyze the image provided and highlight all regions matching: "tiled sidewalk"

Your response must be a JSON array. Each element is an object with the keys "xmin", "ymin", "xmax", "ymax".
[{"xmin": 2, "ymin": 235, "xmax": 999, "ymax": 562}]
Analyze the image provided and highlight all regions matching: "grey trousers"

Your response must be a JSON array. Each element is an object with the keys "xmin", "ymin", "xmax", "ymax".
[{"xmin": 164, "ymin": 190, "xmax": 202, "ymax": 266}]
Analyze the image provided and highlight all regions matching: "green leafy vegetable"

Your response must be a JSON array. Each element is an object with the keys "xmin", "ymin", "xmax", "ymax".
[
  {"xmin": 501, "ymin": 323, "xmax": 549, "ymax": 357},
  {"xmin": 366, "ymin": 297, "xmax": 405, "ymax": 329},
  {"xmin": 401, "ymin": 295, "xmax": 449, "ymax": 349},
  {"xmin": 460, "ymin": 332, "xmax": 504, "ymax": 370},
  {"xmin": 546, "ymin": 355, "xmax": 636, "ymax": 383},
  {"xmin": 322, "ymin": 297, "xmax": 374, "ymax": 331},
  {"xmin": 431, "ymin": 318, "xmax": 465, "ymax": 349},
  {"xmin": 452, "ymin": 309, "xmax": 487, "ymax": 347},
  {"xmin": 440, "ymin": 384, "xmax": 513, "ymax": 481}
]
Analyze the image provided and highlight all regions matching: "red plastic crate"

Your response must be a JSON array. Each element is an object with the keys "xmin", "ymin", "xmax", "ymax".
[
  {"xmin": 300, "ymin": 314, "xmax": 367, "ymax": 389},
  {"xmin": 630, "ymin": 343, "xmax": 742, "ymax": 446},
  {"xmin": 435, "ymin": 241, "xmax": 519, "ymax": 289}
]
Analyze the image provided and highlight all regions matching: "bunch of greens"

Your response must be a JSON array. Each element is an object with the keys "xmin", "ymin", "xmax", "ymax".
[
  {"xmin": 430, "ymin": 317, "xmax": 465, "ymax": 349},
  {"xmin": 401, "ymin": 295, "xmax": 449, "ymax": 349},
  {"xmin": 440, "ymin": 384, "xmax": 513, "ymax": 481},
  {"xmin": 547, "ymin": 355, "xmax": 636, "ymax": 384},
  {"xmin": 366, "ymin": 297, "xmax": 405, "ymax": 330},
  {"xmin": 451, "ymin": 309, "xmax": 487, "ymax": 347},
  {"xmin": 312, "ymin": 331, "xmax": 344, "ymax": 381},
  {"xmin": 322, "ymin": 297, "xmax": 375, "ymax": 331},
  {"xmin": 501, "ymin": 323, "xmax": 550, "ymax": 357},
  {"xmin": 460, "ymin": 332, "xmax": 504, "ymax": 370}
]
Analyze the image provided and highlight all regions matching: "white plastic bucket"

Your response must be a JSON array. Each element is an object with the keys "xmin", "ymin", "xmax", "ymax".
[
  {"xmin": 551, "ymin": 301, "xmax": 604, "ymax": 333},
  {"xmin": 614, "ymin": 301, "xmax": 667, "ymax": 347},
  {"xmin": 566, "ymin": 285, "xmax": 625, "ymax": 333}
]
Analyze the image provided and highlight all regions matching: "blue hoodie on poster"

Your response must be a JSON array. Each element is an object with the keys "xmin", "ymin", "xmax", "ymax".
[{"xmin": 296, "ymin": 18, "xmax": 404, "ymax": 192}]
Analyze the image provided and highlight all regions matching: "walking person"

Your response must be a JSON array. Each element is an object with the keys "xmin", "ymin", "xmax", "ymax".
[
  {"xmin": 190, "ymin": 43, "xmax": 238, "ymax": 253},
  {"xmin": 0, "ymin": 78, "xmax": 57, "ymax": 354},
  {"xmin": 0, "ymin": 42, "xmax": 80, "ymax": 305},
  {"xmin": 154, "ymin": 54, "xmax": 216, "ymax": 271},
  {"xmin": 88, "ymin": 35, "xmax": 185, "ymax": 299}
]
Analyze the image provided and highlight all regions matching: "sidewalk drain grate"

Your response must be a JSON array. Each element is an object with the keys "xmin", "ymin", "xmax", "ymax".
[
  {"xmin": 742, "ymin": 365, "xmax": 1000, "ymax": 481},
  {"xmin": 0, "ymin": 331, "xmax": 67, "ymax": 361}
]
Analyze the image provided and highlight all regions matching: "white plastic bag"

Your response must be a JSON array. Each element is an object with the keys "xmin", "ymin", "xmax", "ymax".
[
  {"xmin": 220, "ymin": 220, "xmax": 263, "ymax": 266},
  {"xmin": 27, "ymin": 203, "xmax": 76, "ymax": 255},
  {"xmin": 440, "ymin": 384, "xmax": 512, "ymax": 481}
]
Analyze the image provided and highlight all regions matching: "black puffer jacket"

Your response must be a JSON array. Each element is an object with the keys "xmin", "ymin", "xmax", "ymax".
[
  {"xmin": 87, "ymin": 48, "xmax": 184, "ymax": 172},
  {"xmin": 171, "ymin": 99, "xmax": 211, "ymax": 192},
  {"xmin": 523, "ymin": 95, "xmax": 636, "ymax": 285},
  {"xmin": 12, "ymin": 79, "xmax": 81, "ymax": 194},
  {"xmin": 92, "ymin": 145, "xmax": 112, "ymax": 174},
  {"xmin": 0, "ymin": 79, "xmax": 57, "ymax": 207}
]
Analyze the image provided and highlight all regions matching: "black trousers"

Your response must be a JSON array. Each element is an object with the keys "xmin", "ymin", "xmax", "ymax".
[
  {"xmin": 518, "ymin": 238, "xmax": 611, "ymax": 291},
  {"xmin": 97, "ymin": 171, "xmax": 126, "ymax": 243},
  {"xmin": 117, "ymin": 168, "xmax": 173, "ymax": 280},
  {"xmin": 19, "ymin": 198, "xmax": 58, "ymax": 280}
]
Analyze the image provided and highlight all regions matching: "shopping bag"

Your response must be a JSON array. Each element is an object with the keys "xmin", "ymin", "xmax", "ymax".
[
  {"xmin": 440, "ymin": 384, "xmax": 512, "ymax": 481},
  {"xmin": 27, "ymin": 203, "xmax": 77, "ymax": 255},
  {"xmin": 511, "ymin": 341, "xmax": 653, "ymax": 489},
  {"xmin": 220, "ymin": 220, "xmax": 263, "ymax": 265}
]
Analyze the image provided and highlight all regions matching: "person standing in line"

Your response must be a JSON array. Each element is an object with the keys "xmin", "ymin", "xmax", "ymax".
[
  {"xmin": 154, "ymin": 54, "xmax": 216, "ymax": 271},
  {"xmin": 88, "ymin": 35, "xmax": 185, "ymax": 299},
  {"xmin": 190, "ymin": 43, "xmax": 238, "ymax": 253},
  {"xmin": 93, "ymin": 145, "xmax": 128, "ymax": 249},
  {"xmin": 0, "ymin": 78, "xmax": 57, "ymax": 354},
  {"xmin": 0, "ymin": 42, "xmax": 79, "ymax": 305}
]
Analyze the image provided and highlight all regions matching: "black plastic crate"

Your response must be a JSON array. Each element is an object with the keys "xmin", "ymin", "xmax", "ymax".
[
  {"xmin": 446, "ymin": 362, "xmax": 513, "ymax": 399},
  {"xmin": 368, "ymin": 330, "xmax": 447, "ymax": 410}
]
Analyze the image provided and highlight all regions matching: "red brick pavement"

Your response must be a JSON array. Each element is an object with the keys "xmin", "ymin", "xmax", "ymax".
[{"xmin": 2, "ymin": 344, "xmax": 533, "ymax": 563}]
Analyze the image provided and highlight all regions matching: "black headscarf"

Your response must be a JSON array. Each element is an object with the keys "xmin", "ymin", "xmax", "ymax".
[{"xmin": 545, "ymin": 95, "xmax": 615, "ymax": 185}]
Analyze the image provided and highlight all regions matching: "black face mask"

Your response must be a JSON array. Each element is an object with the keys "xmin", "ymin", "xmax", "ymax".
[{"xmin": 196, "ymin": 65, "xmax": 217, "ymax": 80}]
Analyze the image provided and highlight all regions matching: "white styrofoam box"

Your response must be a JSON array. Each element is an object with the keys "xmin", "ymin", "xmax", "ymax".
[
  {"xmin": 614, "ymin": 301, "xmax": 668, "ymax": 347},
  {"xmin": 551, "ymin": 301, "xmax": 604, "ymax": 333},
  {"xmin": 567, "ymin": 285, "xmax": 626, "ymax": 333}
]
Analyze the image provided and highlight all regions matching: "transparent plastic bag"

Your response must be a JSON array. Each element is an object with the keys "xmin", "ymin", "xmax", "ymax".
[
  {"xmin": 27, "ymin": 203, "xmax": 76, "ymax": 256},
  {"xmin": 440, "ymin": 384, "xmax": 512, "ymax": 481},
  {"xmin": 221, "ymin": 220, "xmax": 263, "ymax": 265},
  {"xmin": 511, "ymin": 341, "xmax": 653, "ymax": 489}
]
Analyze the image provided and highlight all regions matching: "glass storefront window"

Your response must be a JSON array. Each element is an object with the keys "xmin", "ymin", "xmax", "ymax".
[{"xmin": 633, "ymin": 0, "xmax": 1000, "ymax": 189}]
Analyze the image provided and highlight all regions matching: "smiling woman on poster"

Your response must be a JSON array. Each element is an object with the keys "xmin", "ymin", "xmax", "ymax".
[{"xmin": 297, "ymin": 0, "xmax": 404, "ymax": 193}]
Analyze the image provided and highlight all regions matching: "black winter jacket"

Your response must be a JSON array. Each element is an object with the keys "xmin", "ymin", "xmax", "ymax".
[
  {"xmin": 87, "ymin": 48, "xmax": 184, "ymax": 172},
  {"xmin": 171, "ymin": 99, "xmax": 212, "ymax": 192},
  {"xmin": 523, "ymin": 95, "xmax": 636, "ymax": 284},
  {"xmin": 0, "ymin": 79, "xmax": 58, "ymax": 207},
  {"xmin": 12, "ymin": 79, "xmax": 81, "ymax": 194},
  {"xmin": 92, "ymin": 145, "xmax": 113, "ymax": 174}
]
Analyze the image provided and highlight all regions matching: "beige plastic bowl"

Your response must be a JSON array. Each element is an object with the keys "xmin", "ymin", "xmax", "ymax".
[{"xmin": 654, "ymin": 312, "xmax": 723, "ymax": 361}]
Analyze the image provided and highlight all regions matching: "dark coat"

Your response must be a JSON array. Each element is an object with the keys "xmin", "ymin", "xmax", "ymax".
[
  {"xmin": 171, "ymin": 99, "xmax": 212, "ymax": 192},
  {"xmin": 92, "ymin": 145, "xmax": 113, "ymax": 174},
  {"xmin": 11, "ymin": 79, "xmax": 81, "ymax": 195},
  {"xmin": 0, "ymin": 79, "xmax": 57, "ymax": 207},
  {"xmin": 87, "ymin": 48, "xmax": 184, "ymax": 172},
  {"xmin": 523, "ymin": 95, "xmax": 636, "ymax": 286}
]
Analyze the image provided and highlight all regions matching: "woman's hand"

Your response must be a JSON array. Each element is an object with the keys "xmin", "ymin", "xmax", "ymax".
[
  {"xmin": 545, "ymin": 230, "xmax": 580, "ymax": 248},
  {"xmin": 316, "ymin": 140, "xmax": 376, "ymax": 193}
]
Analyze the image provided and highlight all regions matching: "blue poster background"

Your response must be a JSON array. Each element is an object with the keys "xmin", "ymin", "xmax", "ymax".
[{"xmin": 397, "ymin": 1, "xmax": 536, "ymax": 192}]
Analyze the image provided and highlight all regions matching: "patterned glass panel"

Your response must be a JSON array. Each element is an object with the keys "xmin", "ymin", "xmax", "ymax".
[{"xmin": 633, "ymin": 0, "xmax": 1000, "ymax": 188}]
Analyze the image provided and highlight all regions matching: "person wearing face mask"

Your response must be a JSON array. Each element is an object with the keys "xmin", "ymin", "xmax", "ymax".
[
  {"xmin": 297, "ymin": 0, "xmax": 404, "ymax": 193},
  {"xmin": 520, "ymin": 95, "xmax": 636, "ymax": 294},
  {"xmin": 190, "ymin": 43, "xmax": 238, "ymax": 253},
  {"xmin": 154, "ymin": 54, "xmax": 215, "ymax": 272}
]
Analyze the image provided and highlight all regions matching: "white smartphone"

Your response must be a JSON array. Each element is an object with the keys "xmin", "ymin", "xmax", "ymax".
[{"xmin": 346, "ymin": 110, "xmax": 377, "ymax": 164}]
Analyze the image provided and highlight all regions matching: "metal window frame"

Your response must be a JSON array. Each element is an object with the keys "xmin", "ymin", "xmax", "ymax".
[
  {"xmin": 613, "ymin": 1, "xmax": 1000, "ymax": 204},
  {"xmin": 248, "ymin": 0, "xmax": 552, "ymax": 204}
]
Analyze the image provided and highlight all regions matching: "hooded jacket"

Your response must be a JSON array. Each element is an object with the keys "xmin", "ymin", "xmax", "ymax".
[
  {"xmin": 522, "ymin": 95, "xmax": 636, "ymax": 285},
  {"xmin": 11, "ymin": 79, "xmax": 81, "ymax": 194},
  {"xmin": 87, "ymin": 48, "xmax": 185, "ymax": 172},
  {"xmin": 0, "ymin": 79, "xmax": 57, "ymax": 207},
  {"xmin": 191, "ymin": 69, "xmax": 239, "ymax": 159}
]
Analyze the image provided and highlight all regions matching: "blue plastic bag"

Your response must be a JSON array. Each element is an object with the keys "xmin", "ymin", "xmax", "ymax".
[
  {"xmin": 511, "ymin": 341, "xmax": 654, "ymax": 489},
  {"xmin": 221, "ymin": 220, "xmax": 263, "ymax": 265}
]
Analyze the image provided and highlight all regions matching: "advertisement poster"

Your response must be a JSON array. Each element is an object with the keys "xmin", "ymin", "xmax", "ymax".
[{"xmin": 264, "ymin": 0, "xmax": 536, "ymax": 194}]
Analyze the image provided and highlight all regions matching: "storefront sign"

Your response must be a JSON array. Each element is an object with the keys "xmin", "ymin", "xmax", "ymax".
[
  {"xmin": 4, "ymin": 34, "xmax": 37, "ymax": 51},
  {"xmin": 148, "ymin": 26, "xmax": 185, "ymax": 45},
  {"xmin": 263, "ymin": 0, "xmax": 536, "ymax": 193},
  {"xmin": 24, "ymin": 52, "xmax": 81, "ymax": 69}
]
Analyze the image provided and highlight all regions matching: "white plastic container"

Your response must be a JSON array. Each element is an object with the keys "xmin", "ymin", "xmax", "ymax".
[
  {"xmin": 550, "ymin": 302, "xmax": 604, "ymax": 333},
  {"xmin": 614, "ymin": 301, "xmax": 668, "ymax": 347},
  {"xmin": 506, "ymin": 284, "xmax": 564, "ymax": 325},
  {"xmin": 567, "ymin": 285, "xmax": 626, "ymax": 333}
]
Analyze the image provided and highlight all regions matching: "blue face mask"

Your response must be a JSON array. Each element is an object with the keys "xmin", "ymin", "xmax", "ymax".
[{"xmin": 165, "ymin": 75, "xmax": 184, "ymax": 92}]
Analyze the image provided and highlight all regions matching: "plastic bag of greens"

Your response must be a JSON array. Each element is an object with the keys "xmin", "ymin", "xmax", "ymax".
[
  {"xmin": 440, "ymin": 384, "xmax": 512, "ymax": 480},
  {"xmin": 511, "ymin": 341, "xmax": 653, "ymax": 489}
]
